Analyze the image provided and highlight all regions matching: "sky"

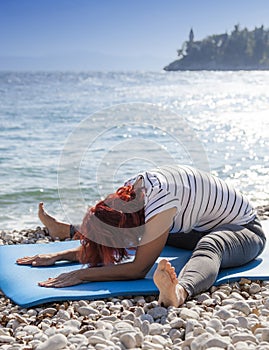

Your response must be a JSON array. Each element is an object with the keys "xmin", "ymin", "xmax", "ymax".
[{"xmin": 1, "ymin": 0, "xmax": 269, "ymax": 70}]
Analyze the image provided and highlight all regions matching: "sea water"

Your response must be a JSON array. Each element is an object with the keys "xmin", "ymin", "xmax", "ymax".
[{"xmin": 0, "ymin": 71, "xmax": 268, "ymax": 230}]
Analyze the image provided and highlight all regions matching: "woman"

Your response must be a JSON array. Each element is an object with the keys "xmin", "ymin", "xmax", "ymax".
[{"xmin": 17, "ymin": 165, "xmax": 266, "ymax": 308}]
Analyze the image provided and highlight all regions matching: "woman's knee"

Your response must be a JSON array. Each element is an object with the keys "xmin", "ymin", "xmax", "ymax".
[
  {"xmin": 192, "ymin": 234, "xmax": 224, "ymax": 261},
  {"xmin": 210, "ymin": 226, "xmax": 265, "ymax": 268}
]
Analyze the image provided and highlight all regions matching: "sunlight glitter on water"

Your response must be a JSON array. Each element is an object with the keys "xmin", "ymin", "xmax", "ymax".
[{"xmin": 0, "ymin": 71, "xmax": 268, "ymax": 230}]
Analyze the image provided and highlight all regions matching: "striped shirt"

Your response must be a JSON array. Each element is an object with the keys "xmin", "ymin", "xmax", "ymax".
[{"xmin": 125, "ymin": 165, "xmax": 256, "ymax": 233}]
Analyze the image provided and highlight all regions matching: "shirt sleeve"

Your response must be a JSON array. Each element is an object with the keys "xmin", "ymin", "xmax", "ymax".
[{"xmin": 142, "ymin": 172, "xmax": 181, "ymax": 222}]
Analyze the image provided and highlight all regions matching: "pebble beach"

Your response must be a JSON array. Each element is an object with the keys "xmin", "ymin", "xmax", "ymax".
[{"xmin": 0, "ymin": 206, "xmax": 269, "ymax": 350}]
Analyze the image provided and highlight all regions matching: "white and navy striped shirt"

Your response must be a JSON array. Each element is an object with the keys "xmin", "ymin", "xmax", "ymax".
[{"xmin": 125, "ymin": 165, "xmax": 256, "ymax": 233}]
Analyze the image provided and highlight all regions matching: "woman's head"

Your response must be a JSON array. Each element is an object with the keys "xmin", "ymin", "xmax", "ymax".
[{"xmin": 76, "ymin": 183, "xmax": 145, "ymax": 266}]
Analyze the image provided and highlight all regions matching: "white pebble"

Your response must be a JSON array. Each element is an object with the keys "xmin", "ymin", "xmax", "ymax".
[
  {"xmin": 120, "ymin": 333, "xmax": 136, "ymax": 349},
  {"xmin": 94, "ymin": 345, "xmax": 107, "ymax": 350},
  {"xmin": 88, "ymin": 335, "xmax": 109, "ymax": 345},
  {"xmin": 151, "ymin": 334, "xmax": 170, "ymax": 347},
  {"xmin": 230, "ymin": 292, "xmax": 245, "ymax": 300},
  {"xmin": 29, "ymin": 339, "xmax": 42, "ymax": 348},
  {"xmin": 100, "ymin": 308, "xmax": 110, "ymax": 316},
  {"xmin": 36, "ymin": 334, "xmax": 67, "ymax": 350},
  {"xmin": 136, "ymin": 297, "xmax": 146, "ymax": 306},
  {"xmin": 23, "ymin": 325, "xmax": 40, "ymax": 335},
  {"xmin": 169, "ymin": 328, "xmax": 183, "ymax": 342},
  {"xmin": 207, "ymin": 318, "xmax": 223, "ymax": 332},
  {"xmin": 212, "ymin": 291, "xmax": 229, "ymax": 300},
  {"xmin": 260, "ymin": 308, "xmax": 269, "ymax": 316},
  {"xmin": 142, "ymin": 340, "xmax": 163, "ymax": 349},
  {"xmin": 62, "ymin": 319, "xmax": 81, "ymax": 331},
  {"xmin": 121, "ymin": 299, "xmax": 133, "ymax": 308},
  {"xmin": 170, "ymin": 317, "xmax": 185, "ymax": 329},
  {"xmin": 149, "ymin": 323, "xmax": 163, "ymax": 335},
  {"xmin": 203, "ymin": 336, "xmax": 231, "ymax": 348},
  {"xmin": 214, "ymin": 308, "xmax": 233, "ymax": 320},
  {"xmin": 109, "ymin": 304, "xmax": 122, "ymax": 312},
  {"xmin": 77, "ymin": 306, "xmax": 99, "ymax": 316},
  {"xmin": 180, "ymin": 308, "xmax": 199, "ymax": 320},
  {"xmin": 100, "ymin": 315, "xmax": 118, "ymax": 322},
  {"xmin": 261, "ymin": 328, "xmax": 269, "ymax": 342},
  {"xmin": 196, "ymin": 293, "xmax": 211, "ymax": 302},
  {"xmin": 189, "ymin": 332, "xmax": 212, "ymax": 350},
  {"xmin": 249, "ymin": 283, "xmax": 261, "ymax": 294},
  {"xmin": 232, "ymin": 301, "xmax": 251, "ymax": 315},
  {"xmin": 234, "ymin": 341, "xmax": 252, "ymax": 350},
  {"xmin": 185, "ymin": 319, "xmax": 200, "ymax": 335},
  {"xmin": 57, "ymin": 309, "xmax": 70, "ymax": 320},
  {"xmin": 135, "ymin": 331, "xmax": 143, "ymax": 347},
  {"xmin": 44, "ymin": 327, "xmax": 56, "ymax": 336},
  {"xmin": 114, "ymin": 321, "xmax": 134, "ymax": 331},
  {"xmin": 58, "ymin": 326, "xmax": 78, "ymax": 336},
  {"xmin": 141, "ymin": 320, "xmax": 150, "ymax": 336},
  {"xmin": 0, "ymin": 335, "xmax": 14, "ymax": 343},
  {"xmin": 236, "ymin": 316, "xmax": 248, "ymax": 329},
  {"xmin": 34, "ymin": 333, "xmax": 48, "ymax": 342},
  {"xmin": 39, "ymin": 308, "xmax": 57, "ymax": 317},
  {"xmin": 122, "ymin": 310, "xmax": 135, "ymax": 322},
  {"xmin": 68, "ymin": 334, "xmax": 88, "ymax": 345},
  {"xmin": 225, "ymin": 318, "xmax": 239, "ymax": 327},
  {"xmin": 231, "ymin": 333, "xmax": 257, "ymax": 344},
  {"xmin": 135, "ymin": 306, "xmax": 144, "ymax": 317},
  {"xmin": 0, "ymin": 329, "xmax": 10, "ymax": 336}
]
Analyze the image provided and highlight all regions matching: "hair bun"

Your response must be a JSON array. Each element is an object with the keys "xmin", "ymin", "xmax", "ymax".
[{"xmin": 116, "ymin": 185, "xmax": 136, "ymax": 202}]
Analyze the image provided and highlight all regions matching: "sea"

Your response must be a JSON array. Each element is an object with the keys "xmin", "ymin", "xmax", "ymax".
[{"xmin": 0, "ymin": 71, "xmax": 269, "ymax": 231}]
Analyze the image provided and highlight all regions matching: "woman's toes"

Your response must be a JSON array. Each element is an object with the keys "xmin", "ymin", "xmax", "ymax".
[{"xmin": 158, "ymin": 258, "xmax": 168, "ymax": 270}]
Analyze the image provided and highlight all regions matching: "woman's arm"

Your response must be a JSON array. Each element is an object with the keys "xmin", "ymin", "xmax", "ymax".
[
  {"xmin": 16, "ymin": 246, "xmax": 80, "ymax": 266},
  {"xmin": 38, "ymin": 208, "xmax": 176, "ymax": 287}
]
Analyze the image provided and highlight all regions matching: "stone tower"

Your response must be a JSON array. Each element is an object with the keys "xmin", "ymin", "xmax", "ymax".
[{"xmin": 189, "ymin": 28, "xmax": 194, "ymax": 43}]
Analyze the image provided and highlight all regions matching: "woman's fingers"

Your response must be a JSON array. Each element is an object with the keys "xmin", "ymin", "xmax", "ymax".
[
  {"xmin": 38, "ymin": 278, "xmax": 57, "ymax": 287},
  {"xmin": 16, "ymin": 255, "xmax": 38, "ymax": 265},
  {"xmin": 38, "ymin": 271, "xmax": 83, "ymax": 288},
  {"xmin": 17, "ymin": 254, "xmax": 56, "ymax": 266},
  {"xmin": 39, "ymin": 276, "xmax": 69, "ymax": 288}
]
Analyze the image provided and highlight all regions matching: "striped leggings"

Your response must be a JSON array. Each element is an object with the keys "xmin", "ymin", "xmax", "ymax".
[{"xmin": 166, "ymin": 217, "xmax": 266, "ymax": 297}]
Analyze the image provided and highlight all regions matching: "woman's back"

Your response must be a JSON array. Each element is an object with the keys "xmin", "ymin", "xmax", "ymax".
[{"xmin": 126, "ymin": 165, "xmax": 256, "ymax": 233}]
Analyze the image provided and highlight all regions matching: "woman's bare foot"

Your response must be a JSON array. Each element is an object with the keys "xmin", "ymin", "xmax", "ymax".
[
  {"xmin": 153, "ymin": 259, "xmax": 188, "ymax": 307},
  {"xmin": 38, "ymin": 202, "xmax": 70, "ymax": 240}
]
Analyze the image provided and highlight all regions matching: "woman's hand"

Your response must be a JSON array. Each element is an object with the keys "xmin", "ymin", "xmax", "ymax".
[
  {"xmin": 38, "ymin": 270, "xmax": 84, "ymax": 288},
  {"xmin": 16, "ymin": 253, "xmax": 58, "ymax": 266}
]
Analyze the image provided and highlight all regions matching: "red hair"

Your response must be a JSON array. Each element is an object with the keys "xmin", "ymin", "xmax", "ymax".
[{"xmin": 75, "ymin": 184, "xmax": 145, "ymax": 267}]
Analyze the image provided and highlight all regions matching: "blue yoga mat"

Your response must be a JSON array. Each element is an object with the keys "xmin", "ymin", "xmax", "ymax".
[{"xmin": 0, "ymin": 221, "xmax": 268, "ymax": 308}]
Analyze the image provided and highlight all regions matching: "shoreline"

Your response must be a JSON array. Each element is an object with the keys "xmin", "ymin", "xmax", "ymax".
[{"xmin": 0, "ymin": 206, "xmax": 269, "ymax": 349}]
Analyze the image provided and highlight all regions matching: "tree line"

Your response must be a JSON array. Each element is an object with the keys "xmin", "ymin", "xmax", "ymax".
[{"xmin": 165, "ymin": 25, "xmax": 269, "ymax": 70}]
